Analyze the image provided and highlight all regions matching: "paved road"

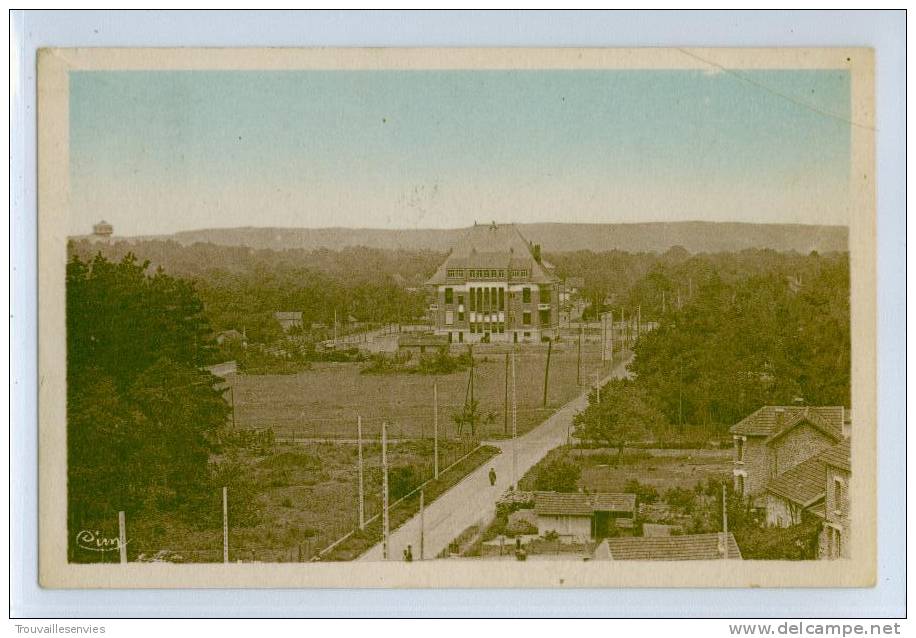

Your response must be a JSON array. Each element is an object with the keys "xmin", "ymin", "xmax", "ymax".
[{"xmin": 358, "ymin": 355, "xmax": 633, "ymax": 561}]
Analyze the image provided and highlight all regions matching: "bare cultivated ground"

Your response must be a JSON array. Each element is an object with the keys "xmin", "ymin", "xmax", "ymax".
[
  {"xmin": 105, "ymin": 439, "xmax": 473, "ymax": 564},
  {"xmin": 574, "ymin": 449, "xmax": 733, "ymax": 493},
  {"xmin": 228, "ymin": 343, "xmax": 607, "ymax": 441}
]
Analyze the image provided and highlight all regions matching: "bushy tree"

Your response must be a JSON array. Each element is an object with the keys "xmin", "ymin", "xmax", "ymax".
[
  {"xmin": 533, "ymin": 455, "xmax": 581, "ymax": 492},
  {"xmin": 572, "ymin": 378, "xmax": 664, "ymax": 459},
  {"xmin": 67, "ymin": 254, "xmax": 230, "ymax": 551}
]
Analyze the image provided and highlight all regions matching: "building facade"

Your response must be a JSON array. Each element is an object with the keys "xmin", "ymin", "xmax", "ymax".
[
  {"xmin": 729, "ymin": 406, "xmax": 848, "ymax": 500},
  {"xmin": 818, "ymin": 441, "xmax": 851, "ymax": 559},
  {"xmin": 426, "ymin": 223, "xmax": 560, "ymax": 344}
]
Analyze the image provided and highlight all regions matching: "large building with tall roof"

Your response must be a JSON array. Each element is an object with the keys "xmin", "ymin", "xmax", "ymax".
[{"xmin": 426, "ymin": 222, "xmax": 560, "ymax": 344}]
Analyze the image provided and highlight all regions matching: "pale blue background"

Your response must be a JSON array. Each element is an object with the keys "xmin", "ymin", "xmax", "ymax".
[{"xmin": 10, "ymin": 10, "xmax": 906, "ymax": 618}]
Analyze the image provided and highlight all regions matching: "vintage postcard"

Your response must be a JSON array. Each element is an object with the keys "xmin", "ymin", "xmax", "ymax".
[{"xmin": 37, "ymin": 47, "xmax": 875, "ymax": 588}]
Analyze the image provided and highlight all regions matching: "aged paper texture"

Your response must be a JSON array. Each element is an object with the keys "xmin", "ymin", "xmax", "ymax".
[{"xmin": 38, "ymin": 47, "xmax": 875, "ymax": 588}]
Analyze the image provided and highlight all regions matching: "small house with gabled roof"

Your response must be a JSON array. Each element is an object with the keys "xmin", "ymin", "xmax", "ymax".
[{"xmin": 533, "ymin": 491, "xmax": 636, "ymax": 542}]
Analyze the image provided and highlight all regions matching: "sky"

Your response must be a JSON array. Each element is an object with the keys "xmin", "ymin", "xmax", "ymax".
[{"xmin": 69, "ymin": 69, "xmax": 852, "ymax": 236}]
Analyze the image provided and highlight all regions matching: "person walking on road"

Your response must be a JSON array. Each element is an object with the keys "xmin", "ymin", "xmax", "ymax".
[
  {"xmin": 489, "ymin": 467, "xmax": 497, "ymax": 486},
  {"xmin": 403, "ymin": 545, "xmax": 413, "ymax": 562}
]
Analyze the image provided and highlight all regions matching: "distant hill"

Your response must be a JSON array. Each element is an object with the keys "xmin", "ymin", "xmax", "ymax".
[{"xmin": 119, "ymin": 222, "xmax": 847, "ymax": 254}]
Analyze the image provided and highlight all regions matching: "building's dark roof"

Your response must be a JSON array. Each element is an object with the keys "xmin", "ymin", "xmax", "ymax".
[
  {"xmin": 426, "ymin": 223, "xmax": 557, "ymax": 286},
  {"xmin": 600, "ymin": 533, "xmax": 742, "ymax": 561},
  {"xmin": 729, "ymin": 406, "xmax": 846, "ymax": 439},
  {"xmin": 766, "ymin": 455, "xmax": 828, "ymax": 507},
  {"xmin": 766, "ymin": 441, "xmax": 851, "ymax": 507},
  {"xmin": 534, "ymin": 492, "xmax": 593, "ymax": 516},
  {"xmin": 820, "ymin": 439, "xmax": 851, "ymax": 472},
  {"xmin": 534, "ymin": 492, "xmax": 636, "ymax": 516},
  {"xmin": 592, "ymin": 493, "xmax": 637, "ymax": 513}
]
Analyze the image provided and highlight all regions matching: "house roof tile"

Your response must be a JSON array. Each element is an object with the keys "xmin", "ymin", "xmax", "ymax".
[
  {"xmin": 600, "ymin": 533, "xmax": 742, "ymax": 561},
  {"xmin": 766, "ymin": 441, "xmax": 851, "ymax": 506},
  {"xmin": 426, "ymin": 223, "xmax": 557, "ymax": 286},
  {"xmin": 729, "ymin": 406, "xmax": 845, "ymax": 439},
  {"xmin": 533, "ymin": 492, "xmax": 636, "ymax": 516}
]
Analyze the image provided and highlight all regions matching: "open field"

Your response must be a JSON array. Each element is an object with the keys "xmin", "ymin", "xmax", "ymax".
[
  {"xmin": 73, "ymin": 438, "xmax": 484, "ymax": 564},
  {"xmin": 519, "ymin": 446, "xmax": 733, "ymax": 494},
  {"xmin": 228, "ymin": 342, "xmax": 611, "ymax": 441}
]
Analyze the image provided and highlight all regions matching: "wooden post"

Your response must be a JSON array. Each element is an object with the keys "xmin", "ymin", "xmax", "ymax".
[
  {"xmin": 722, "ymin": 483, "xmax": 729, "ymax": 560},
  {"xmin": 511, "ymin": 349, "xmax": 518, "ymax": 487},
  {"xmin": 433, "ymin": 382, "xmax": 439, "ymax": 480},
  {"xmin": 419, "ymin": 490, "xmax": 425, "ymax": 560},
  {"xmin": 382, "ymin": 420, "xmax": 390, "ymax": 560},
  {"xmin": 608, "ymin": 309, "xmax": 614, "ymax": 366},
  {"xmin": 357, "ymin": 415, "xmax": 365, "ymax": 530},
  {"xmin": 637, "ymin": 305, "xmax": 641, "ymax": 343},
  {"xmin": 229, "ymin": 385, "xmax": 236, "ymax": 429},
  {"xmin": 542, "ymin": 338, "xmax": 552, "ymax": 408},
  {"xmin": 118, "ymin": 510, "xmax": 127, "ymax": 565},
  {"xmin": 222, "ymin": 487, "xmax": 229, "ymax": 563},
  {"xmin": 576, "ymin": 323, "xmax": 582, "ymax": 385},
  {"xmin": 504, "ymin": 352, "xmax": 509, "ymax": 435}
]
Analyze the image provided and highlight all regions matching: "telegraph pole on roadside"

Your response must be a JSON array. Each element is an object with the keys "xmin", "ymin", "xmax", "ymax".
[
  {"xmin": 382, "ymin": 420, "xmax": 390, "ymax": 560},
  {"xmin": 608, "ymin": 309, "xmax": 614, "ymax": 366},
  {"xmin": 576, "ymin": 324, "xmax": 582, "ymax": 385},
  {"xmin": 419, "ymin": 490, "xmax": 425, "ymax": 560},
  {"xmin": 357, "ymin": 415, "xmax": 365, "ymax": 530},
  {"xmin": 542, "ymin": 338, "xmax": 552, "ymax": 408},
  {"xmin": 433, "ymin": 382, "xmax": 439, "ymax": 480},
  {"xmin": 504, "ymin": 352, "xmax": 509, "ymax": 435},
  {"xmin": 511, "ymin": 349, "xmax": 518, "ymax": 488}
]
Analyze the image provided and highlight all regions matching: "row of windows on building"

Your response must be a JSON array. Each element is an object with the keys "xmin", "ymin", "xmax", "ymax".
[
  {"xmin": 444, "ymin": 309, "xmax": 551, "ymax": 327},
  {"xmin": 446, "ymin": 330, "xmax": 534, "ymax": 343},
  {"xmin": 443, "ymin": 285, "xmax": 551, "ymax": 307},
  {"xmin": 445, "ymin": 268, "xmax": 530, "ymax": 280}
]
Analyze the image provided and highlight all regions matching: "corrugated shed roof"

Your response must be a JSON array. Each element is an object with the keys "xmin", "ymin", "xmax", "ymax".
[
  {"xmin": 601, "ymin": 533, "xmax": 742, "ymax": 561},
  {"xmin": 274, "ymin": 311, "xmax": 303, "ymax": 320},
  {"xmin": 426, "ymin": 223, "xmax": 557, "ymax": 286},
  {"xmin": 729, "ymin": 406, "xmax": 845, "ymax": 438},
  {"xmin": 533, "ymin": 492, "xmax": 636, "ymax": 516}
]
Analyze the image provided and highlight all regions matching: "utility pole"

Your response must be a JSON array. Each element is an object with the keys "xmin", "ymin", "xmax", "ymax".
[
  {"xmin": 118, "ymin": 510, "xmax": 127, "ymax": 565},
  {"xmin": 542, "ymin": 338, "xmax": 552, "ymax": 408},
  {"xmin": 662, "ymin": 290, "xmax": 666, "ymax": 315},
  {"xmin": 637, "ymin": 305, "xmax": 641, "ymax": 343},
  {"xmin": 504, "ymin": 352, "xmax": 509, "ymax": 435},
  {"xmin": 433, "ymin": 381, "xmax": 439, "ymax": 480},
  {"xmin": 722, "ymin": 483, "xmax": 729, "ymax": 560},
  {"xmin": 222, "ymin": 487, "xmax": 229, "ymax": 563},
  {"xmin": 596, "ymin": 369, "xmax": 601, "ymax": 403},
  {"xmin": 334, "ymin": 308, "xmax": 338, "ymax": 342},
  {"xmin": 229, "ymin": 385, "xmax": 236, "ymax": 429},
  {"xmin": 608, "ymin": 309, "xmax": 614, "ymax": 366},
  {"xmin": 419, "ymin": 490, "xmax": 425, "ymax": 561},
  {"xmin": 382, "ymin": 420, "xmax": 390, "ymax": 560},
  {"xmin": 357, "ymin": 415, "xmax": 365, "ymax": 530},
  {"xmin": 576, "ymin": 324, "xmax": 582, "ymax": 385},
  {"xmin": 511, "ymin": 349, "xmax": 518, "ymax": 488}
]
